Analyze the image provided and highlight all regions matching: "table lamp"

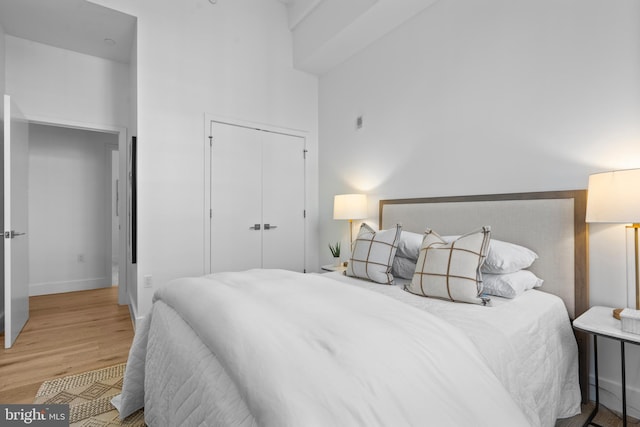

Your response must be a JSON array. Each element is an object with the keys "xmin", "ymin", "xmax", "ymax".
[
  {"xmin": 586, "ymin": 168, "xmax": 640, "ymax": 316},
  {"xmin": 333, "ymin": 194, "xmax": 367, "ymax": 244}
]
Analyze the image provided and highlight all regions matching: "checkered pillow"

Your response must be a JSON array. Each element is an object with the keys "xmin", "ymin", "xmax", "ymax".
[
  {"xmin": 406, "ymin": 226, "xmax": 491, "ymax": 305},
  {"xmin": 347, "ymin": 223, "xmax": 402, "ymax": 284}
]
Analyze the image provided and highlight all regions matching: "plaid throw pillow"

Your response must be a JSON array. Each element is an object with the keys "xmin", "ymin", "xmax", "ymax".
[
  {"xmin": 347, "ymin": 223, "xmax": 402, "ymax": 284},
  {"xmin": 406, "ymin": 226, "xmax": 491, "ymax": 305}
]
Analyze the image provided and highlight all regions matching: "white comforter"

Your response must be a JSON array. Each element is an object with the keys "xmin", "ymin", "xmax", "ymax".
[
  {"xmin": 331, "ymin": 273, "xmax": 581, "ymax": 427},
  {"xmin": 116, "ymin": 269, "xmax": 531, "ymax": 426}
]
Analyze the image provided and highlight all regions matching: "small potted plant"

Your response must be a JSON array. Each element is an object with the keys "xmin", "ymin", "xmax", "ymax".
[{"xmin": 328, "ymin": 242, "xmax": 341, "ymax": 266}]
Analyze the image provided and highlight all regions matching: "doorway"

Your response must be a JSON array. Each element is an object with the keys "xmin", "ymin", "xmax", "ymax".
[
  {"xmin": 29, "ymin": 123, "xmax": 122, "ymax": 296},
  {"xmin": 3, "ymin": 105, "xmax": 130, "ymax": 347},
  {"xmin": 2, "ymin": 114, "xmax": 129, "ymax": 349}
]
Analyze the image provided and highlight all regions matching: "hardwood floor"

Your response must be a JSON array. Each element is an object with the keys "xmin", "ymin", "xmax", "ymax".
[{"xmin": 0, "ymin": 287, "xmax": 134, "ymax": 403}]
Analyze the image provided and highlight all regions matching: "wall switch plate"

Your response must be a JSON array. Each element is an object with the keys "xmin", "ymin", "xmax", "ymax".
[{"xmin": 144, "ymin": 275, "xmax": 153, "ymax": 288}]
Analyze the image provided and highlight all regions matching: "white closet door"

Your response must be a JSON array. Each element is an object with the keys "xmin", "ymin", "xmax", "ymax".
[
  {"xmin": 208, "ymin": 121, "xmax": 306, "ymax": 273},
  {"xmin": 210, "ymin": 123, "xmax": 262, "ymax": 272},
  {"xmin": 261, "ymin": 132, "xmax": 305, "ymax": 272}
]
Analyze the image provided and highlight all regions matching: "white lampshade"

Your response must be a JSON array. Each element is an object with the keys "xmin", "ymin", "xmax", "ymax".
[
  {"xmin": 333, "ymin": 194, "xmax": 367, "ymax": 220},
  {"xmin": 586, "ymin": 169, "xmax": 640, "ymax": 223}
]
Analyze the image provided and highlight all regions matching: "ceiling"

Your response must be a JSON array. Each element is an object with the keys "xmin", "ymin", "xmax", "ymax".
[
  {"xmin": 0, "ymin": 0, "xmax": 136, "ymax": 64},
  {"xmin": 0, "ymin": 0, "xmax": 437, "ymax": 74},
  {"xmin": 287, "ymin": 0, "xmax": 440, "ymax": 74}
]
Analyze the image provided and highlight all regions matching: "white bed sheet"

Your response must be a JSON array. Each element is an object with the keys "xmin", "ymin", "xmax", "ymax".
[{"xmin": 326, "ymin": 271, "xmax": 581, "ymax": 426}]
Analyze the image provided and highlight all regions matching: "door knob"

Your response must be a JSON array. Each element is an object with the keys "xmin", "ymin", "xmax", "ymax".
[
  {"xmin": 4, "ymin": 230, "xmax": 26, "ymax": 239},
  {"xmin": 264, "ymin": 224, "xmax": 278, "ymax": 230},
  {"xmin": 249, "ymin": 224, "xmax": 261, "ymax": 230}
]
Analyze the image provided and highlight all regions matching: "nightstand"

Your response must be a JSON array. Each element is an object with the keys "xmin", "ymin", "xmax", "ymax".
[
  {"xmin": 321, "ymin": 264, "xmax": 347, "ymax": 273},
  {"xmin": 573, "ymin": 306, "xmax": 640, "ymax": 427}
]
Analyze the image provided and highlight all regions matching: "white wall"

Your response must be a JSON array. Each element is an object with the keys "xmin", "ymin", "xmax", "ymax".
[
  {"xmin": 91, "ymin": 0, "xmax": 319, "ymax": 319},
  {"xmin": 319, "ymin": 0, "xmax": 640, "ymax": 416},
  {"xmin": 126, "ymin": 25, "xmax": 137, "ymax": 313},
  {"xmin": 5, "ymin": 36, "xmax": 130, "ymax": 129},
  {"xmin": 0, "ymin": 23, "xmax": 5, "ymax": 96},
  {"xmin": 28, "ymin": 124, "xmax": 118, "ymax": 295}
]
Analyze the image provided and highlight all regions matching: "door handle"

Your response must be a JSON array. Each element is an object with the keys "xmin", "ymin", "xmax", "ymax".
[
  {"xmin": 264, "ymin": 224, "xmax": 278, "ymax": 230},
  {"xmin": 249, "ymin": 224, "xmax": 261, "ymax": 230},
  {"xmin": 4, "ymin": 230, "xmax": 26, "ymax": 239}
]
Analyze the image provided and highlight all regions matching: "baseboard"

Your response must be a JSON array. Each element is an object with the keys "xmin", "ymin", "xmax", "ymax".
[
  {"xmin": 29, "ymin": 278, "xmax": 111, "ymax": 296},
  {"xmin": 128, "ymin": 301, "xmax": 138, "ymax": 329},
  {"xmin": 127, "ymin": 303, "xmax": 136, "ymax": 329},
  {"xmin": 590, "ymin": 374, "xmax": 640, "ymax": 419},
  {"xmin": 126, "ymin": 288, "xmax": 145, "ymax": 330}
]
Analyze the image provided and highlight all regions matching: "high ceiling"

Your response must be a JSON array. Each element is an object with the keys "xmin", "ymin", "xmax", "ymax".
[
  {"xmin": 0, "ymin": 0, "xmax": 136, "ymax": 64},
  {"xmin": 285, "ymin": 0, "xmax": 440, "ymax": 74},
  {"xmin": 0, "ymin": 0, "xmax": 438, "ymax": 74}
]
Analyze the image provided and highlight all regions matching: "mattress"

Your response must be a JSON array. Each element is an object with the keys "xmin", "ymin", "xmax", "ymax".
[{"xmin": 115, "ymin": 269, "xmax": 580, "ymax": 427}]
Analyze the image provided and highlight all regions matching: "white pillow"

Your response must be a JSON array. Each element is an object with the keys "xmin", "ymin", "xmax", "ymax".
[
  {"xmin": 442, "ymin": 236, "xmax": 538, "ymax": 274},
  {"xmin": 482, "ymin": 270, "xmax": 543, "ymax": 299},
  {"xmin": 407, "ymin": 227, "xmax": 491, "ymax": 305},
  {"xmin": 392, "ymin": 256, "xmax": 417, "ymax": 280},
  {"xmin": 347, "ymin": 223, "xmax": 402, "ymax": 284},
  {"xmin": 395, "ymin": 231, "xmax": 424, "ymax": 260},
  {"xmin": 482, "ymin": 239, "xmax": 538, "ymax": 274}
]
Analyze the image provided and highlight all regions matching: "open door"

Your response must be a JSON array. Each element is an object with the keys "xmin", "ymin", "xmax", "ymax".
[{"xmin": 3, "ymin": 95, "xmax": 29, "ymax": 348}]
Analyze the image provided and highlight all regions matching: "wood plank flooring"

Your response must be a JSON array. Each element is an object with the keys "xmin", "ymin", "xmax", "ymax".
[{"xmin": 0, "ymin": 287, "xmax": 134, "ymax": 403}]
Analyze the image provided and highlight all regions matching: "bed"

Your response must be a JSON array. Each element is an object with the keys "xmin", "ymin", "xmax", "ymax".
[{"xmin": 114, "ymin": 190, "xmax": 588, "ymax": 427}]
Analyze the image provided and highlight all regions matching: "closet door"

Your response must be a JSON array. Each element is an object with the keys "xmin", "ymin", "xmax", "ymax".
[
  {"xmin": 262, "ymin": 132, "xmax": 305, "ymax": 272},
  {"xmin": 208, "ymin": 121, "xmax": 306, "ymax": 273},
  {"xmin": 210, "ymin": 123, "xmax": 262, "ymax": 272}
]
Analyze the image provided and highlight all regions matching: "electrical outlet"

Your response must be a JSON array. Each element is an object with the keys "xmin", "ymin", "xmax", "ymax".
[
  {"xmin": 144, "ymin": 275, "xmax": 153, "ymax": 288},
  {"xmin": 77, "ymin": 254, "xmax": 84, "ymax": 263}
]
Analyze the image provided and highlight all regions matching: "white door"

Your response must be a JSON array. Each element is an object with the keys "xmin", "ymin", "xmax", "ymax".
[
  {"xmin": 3, "ymin": 95, "xmax": 29, "ymax": 349},
  {"xmin": 208, "ymin": 121, "xmax": 306, "ymax": 273},
  {"xmin": 262, "ymin": 131, "xmax": 305, "ymax": 271},
  {"xmin": 210, "ymin": 123, "xmax": 263, "ymax": 272}
]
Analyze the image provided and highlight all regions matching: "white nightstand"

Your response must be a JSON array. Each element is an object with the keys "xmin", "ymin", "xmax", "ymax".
[
  {"xmin": 573, "ymin": 306, "xmax": 640, "ymax": 427},
  {"xmin": 321, "ymin": 264, "xmax": 347, "ymax": 273}
]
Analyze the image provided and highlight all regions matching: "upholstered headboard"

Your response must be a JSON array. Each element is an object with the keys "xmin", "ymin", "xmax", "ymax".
[
  {"xmin": 380, "ymin": 190, "xmax": 588, "ymax": 318},
  {"xmin": 379, "ymin": 190, "xmax": 589, "ymax": 400}
]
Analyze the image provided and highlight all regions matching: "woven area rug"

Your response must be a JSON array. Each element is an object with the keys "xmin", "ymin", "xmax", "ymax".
[{"xmin": 34, "ymin": 363, "xmax": 144, "ymax": 427}]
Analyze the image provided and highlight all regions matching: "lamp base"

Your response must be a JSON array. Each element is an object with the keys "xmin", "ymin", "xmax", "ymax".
[{"xmin": 612, "ymin": 225, "xmax": 640, "ymax": 320}]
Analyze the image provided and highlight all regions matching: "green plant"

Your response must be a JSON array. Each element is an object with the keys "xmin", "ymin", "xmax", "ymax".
[{"xmin": 328, "ymin": 241, "xmax": 341, "ymax": 257}]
